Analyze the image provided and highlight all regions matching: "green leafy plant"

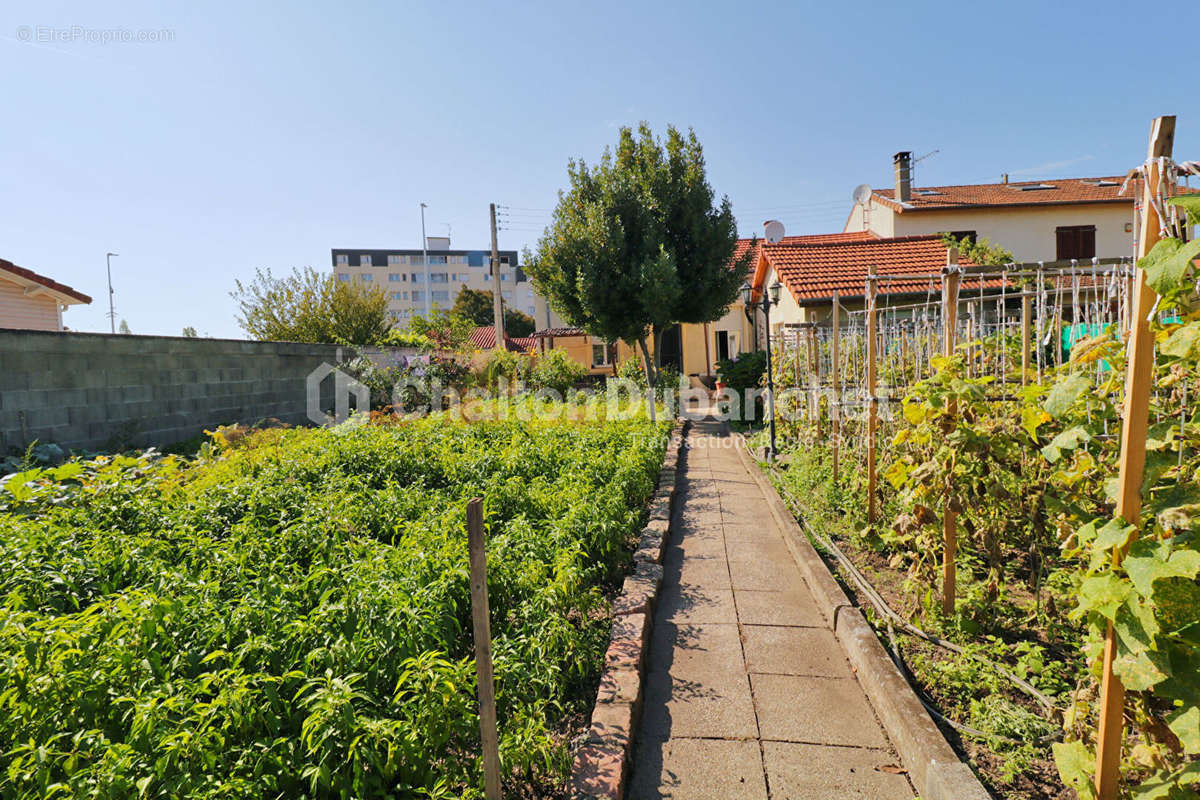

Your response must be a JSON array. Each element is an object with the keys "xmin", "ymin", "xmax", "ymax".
[{"xmin": 0, "ymin": 406, "xmax": 668, "ymax": 798}]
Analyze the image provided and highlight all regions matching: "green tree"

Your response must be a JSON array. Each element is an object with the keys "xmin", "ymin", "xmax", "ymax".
[
  {"xmin": 230, "ymin": 267, "xmax": 391, "ymax": 345},
  {"xmin": 525, "ymin": 122, "xmax": 748, "ymax": 385},
  {"xmin": 181, "ymin": 326, "xmax": 198, "ymax": 338},
  {"xmin": 118, "ymin": 319, "xmax": 131, "ymax": 335},
  {"xmin": 405, "ymin": 306, "xmax": 476, "ymax": 352},
  {"xmin": 451, "ymin": 286, "xmax": 536, "ymax": 337}
]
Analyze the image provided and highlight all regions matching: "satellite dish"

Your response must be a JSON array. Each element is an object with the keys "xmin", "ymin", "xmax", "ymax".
[
  {"xmin": 852, "ymin": 184, "xmax": 872, "ymax": 206},
  {"xmin": 764, "ymin": 220, "xmax": 786, "ymax": 244}
]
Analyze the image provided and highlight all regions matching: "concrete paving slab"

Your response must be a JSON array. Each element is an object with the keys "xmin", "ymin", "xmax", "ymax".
[
  {"xmin": 728, "ymin": 557, "xmax": 807, "ymax": 592},
  {"xmin": 751, "ymin": 673, "xmax": 889, "ymax": 749},
  {"xmin": 657, "ymin": 585, "xmax": 738, "ymax": 625},
  {"xmin": 762, "ymin": 741, "xmax": 915, "ymax": 800},
  {"xmin": 725, "ymin": 536, "xmax": 793, "ymax": 563},
  {"xmin": 630, "ymin": 738, "xmax": 767, "ymax": 800},
  {"xmin": 640, "ymin": 661, "xmax": 758, "ymax": 741},
  {"xmin": 734, "ymin": 588, "xmax": 825, "ymax": 627},
  {"xmin": 742, "ymin": 625, "xmax": 850, "ymax": 678}
]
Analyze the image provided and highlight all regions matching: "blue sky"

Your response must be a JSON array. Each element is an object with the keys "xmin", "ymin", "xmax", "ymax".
[{"xmin": 1, "ymin": 0, "xmax": 1192, "ymax": 338}]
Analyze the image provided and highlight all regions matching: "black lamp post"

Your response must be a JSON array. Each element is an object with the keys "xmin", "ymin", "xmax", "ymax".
[{"xmin": 741, "ymin": 280, "xmax": 783, "ymax": 458}]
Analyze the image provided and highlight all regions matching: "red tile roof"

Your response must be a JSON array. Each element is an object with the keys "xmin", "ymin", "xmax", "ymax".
[
  {"xmin": 468, "ymin": 325, "xmax": 535, "ymax": 352},
  {"xmin": 731, "ymin": 231, "xmax": 876, "ymax": 275},
  {"xmin": 871, "ymin": 176, "xmax": 1138, "ymax": 213},
  {"xmin": 0, "ymin": 258, "xmax": 91, "ymax": 304},
  {"xmin": 760, "ymin": 234, "xmax": 1004, "ymax": 304}
]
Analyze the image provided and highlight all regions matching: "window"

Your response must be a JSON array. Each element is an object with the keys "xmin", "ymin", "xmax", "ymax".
[
  {"xmin": 403, "ymin": 291, "xmax": 409, "ymax": 299},
  {"xmin": 430, "ymin": 272, "xmax": 448, "ymax": 283},
  {"xmin": 390, "ymin": 292, "xmax": 403, "ymax": 300},
  {"xmin": 389, "ymin": 273, "xmax": 401, "ymax": 282},
  {"xmin": 411, "ymin": 273, "xmax": 425, "ymax": 283},
  {"xmin": 360, "ymin": 274, "xmax": 372, "ymax": 282},
  {"xmin": 431, "ymin": 290, "xmax": 450, "ymax": 302},
  {"xmin": 1056, "ymin": 225, "xmax": 1096, "ymax": 260},
  {"xmin": 335, "ymin": 254, "xmax": 348, "ymax": 265},
  {"xmin": 388, "ymin": 255, "xmax": 402, "ymax": 265},
  {"xmin": 715, "ymin": 330, "xmax": 739, "ymax": 360},
  {"xmin": 412, "ymin": 290, "xmax": 425, "ymax": 302},
  {"xmin": 361, "ymin": 255, "xmax": 373, "ymax": 267},
  {"xmin": 337, "ymin": 273, "xmax": 350, "ymax": 282},
  {"xmin": 429, "ymin": 255, "xmax": 448, "ymax": 265},
  {"xmin": 591, "ymin": 342, "xmax": 617, "ymax": 367}
]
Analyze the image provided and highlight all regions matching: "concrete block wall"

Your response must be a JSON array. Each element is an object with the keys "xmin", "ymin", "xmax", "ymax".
[{"xmin": 0, "ymin": 329, "xmax": 354, "ymax": 452}]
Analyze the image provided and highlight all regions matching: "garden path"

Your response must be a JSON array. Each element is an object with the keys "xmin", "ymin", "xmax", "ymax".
[{"xmin": 628, "ymin": 416, "xmax": 916, "ymax": 800}]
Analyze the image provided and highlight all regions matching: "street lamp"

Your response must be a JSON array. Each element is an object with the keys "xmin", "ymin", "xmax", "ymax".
[
  {"xmin": 740, "ymin": 279, "xmax": 783, "ymax": 458},
  {"xmin": 105, "ymin": 252, "xmax": 119, "ymax": 334},
  {"xmin": 419, "ymin": 203, "xmax": 430, "ymax": 317}
]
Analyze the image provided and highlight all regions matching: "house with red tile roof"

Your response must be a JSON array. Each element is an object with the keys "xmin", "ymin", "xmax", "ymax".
[
  {"xmin": 743, "ymin": 225, "xmax": 1015, "ymax": 347},
  {"xmin": 843, "ymin": 152, "xmax": 1147, "ymax": 262},
  {"xmin": 0, "ymin": 258, "xmax": 91, "ymax": 331}
]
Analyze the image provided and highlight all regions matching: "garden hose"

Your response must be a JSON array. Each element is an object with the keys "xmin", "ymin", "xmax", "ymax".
[{"xmin": 772, "ymin": 474, "xmax": 1064, "ymax": 745}]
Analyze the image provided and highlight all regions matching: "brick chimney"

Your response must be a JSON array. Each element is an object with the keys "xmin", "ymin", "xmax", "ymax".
[{"xmin": 893, "ymin": 151, "xmax": 912, "ymax": 202}]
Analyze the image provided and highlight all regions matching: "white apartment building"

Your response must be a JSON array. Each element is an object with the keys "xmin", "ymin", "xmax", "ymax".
[{"xmin": 331, "ymin": 237, "xmax": 540, "ymax": 325}]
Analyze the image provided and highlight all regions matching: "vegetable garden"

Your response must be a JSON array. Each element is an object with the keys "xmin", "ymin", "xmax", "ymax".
[
  {"xmin": 0, "ymin": 402, "xmax": 668, "ymax": 799},
  {"xmin": 755, "ymin": 119, "xmax": 1200, "ymax": 798}
]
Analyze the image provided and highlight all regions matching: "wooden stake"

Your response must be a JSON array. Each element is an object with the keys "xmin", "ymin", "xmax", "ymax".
[
  {"xmin": 1021, "ymin": 293, "xmax": 1032, "ymax": 386},
  {"xmin": 866, "ymin": 276, "xmax": 878, "ymax": 523},
  {"xmin": 813, "ymin": 326, "xmax": 823, "ymax": 440},
  {"xmin": 941, "ymin": 253, "xmax": 962, "ymax": 615},
  {"xmin": 467, "ymin": 498, "xmax": 503, "ymax": 800},
  {"xmin": 831, "ymin": 292, "xmax": 840, "ymax": 485},
  {"xmin": 1094, "ymin": 114, "xmax": 1176, "ymax": 800}
]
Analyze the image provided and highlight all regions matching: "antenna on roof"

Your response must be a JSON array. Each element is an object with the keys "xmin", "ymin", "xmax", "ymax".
[{"xmin": 912, "ymin": 149, "xmax": 940, "ymax": 186}]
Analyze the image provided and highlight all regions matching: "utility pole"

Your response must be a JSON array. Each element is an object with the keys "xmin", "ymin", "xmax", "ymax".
[
  {"xmin": 489, "ymin": 203, "xmax": 505, "ymax": 349},
  {"xmin": 105, "ymin": 252, "xmax": 119, "ymax": 334},
  {"xmin": 420, "ymin": 203, "xmax": 430, "ymax": 317}
]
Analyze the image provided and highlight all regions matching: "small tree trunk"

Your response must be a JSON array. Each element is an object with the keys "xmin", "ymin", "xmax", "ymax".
[
  {"xmin": 637, "ymin": 337, "xmax": 657, "ymax": 388},
  {"xmin": 637, "ymin": 336, "xmax": 657, "ymax": 423}
]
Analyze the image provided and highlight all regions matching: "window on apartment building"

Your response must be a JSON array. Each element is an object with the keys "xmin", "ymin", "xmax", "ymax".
[
  {"xmin": 412, "ymin": 290, "xmax": 425, "ymax": 302},
  {"xmin": 335, "ymin": 254, "xmax": 349, "ymax": 265},
  {"xmin": 431, "ymin": 290, "xmax": 450, "ymax": 302},
  {"xmin": 361, "ymin": 255, "xmax": 373, "ymax": 267},
  {"xmin": 337, "ymin": 273, "xmax": 350, "ymax": 282},
  {"xmin": 403, "ymin": 291, "xmax": 409, "ymax": 299},
  {"xmin": 1056, "ymin": 225, "xmax": 1096, "ymax": 260},
  {"xmin": 430, "ymin": 272, "xmax": 448, "ymax": 283},
  {"xmin": 360, "ymin": 274, "xmax": 372, "ymax": 282},
  {"xmin": 389, "ymin": 273, "xmax": 401, "ymax": 282},
  {"xmin": 388, "ymin": 255, "xmax": 402, "ymax": 265},
  {"xmin": 411, "ymin": 273, "xmax": 425, "ymax": 283},
  {"xmin": 429, "ymin": 255, "xmax": 448, "ymax": 265},
  {"xmin": 390, "ymin": 292, "xmax": 403, "ymax": 300}
]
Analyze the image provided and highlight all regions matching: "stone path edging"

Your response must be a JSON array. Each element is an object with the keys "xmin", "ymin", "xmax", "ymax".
[
  {"xmin": 733, "ymin": 436, "xmax": 993, "ymax": 800},
  {"xmin": 570, "ymin": 419, "xmax": 689, "ymax": 800}
]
